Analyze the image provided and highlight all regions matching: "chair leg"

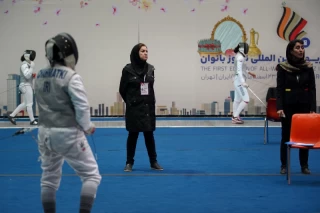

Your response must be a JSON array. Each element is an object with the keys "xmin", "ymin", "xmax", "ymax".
[
  {"xmin": 266, "ymin": 119, "xmax": 269, "ymax": 144},
  {"xmin": 287, "ymin": 145, "xmax": 291, "ymax": 185},
  {"xmin": 264, "ymin": 117, "xmax": 268, "ymax": 144}
]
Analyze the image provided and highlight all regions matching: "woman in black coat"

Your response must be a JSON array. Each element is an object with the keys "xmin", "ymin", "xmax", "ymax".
[
  {"xmin": 276, "ymin": 39, "xmax": 316, "ymax": 175},
  {"xmin": 119, "ymin": 43, "xmax": 163, "ymax": 172}
]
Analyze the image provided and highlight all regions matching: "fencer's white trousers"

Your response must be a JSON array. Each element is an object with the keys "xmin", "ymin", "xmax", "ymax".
[
  {"xmin": 10, "ymin": 84, "xmax": 35, "ymax": 119},
  {"xmin": 37, "ymin": 126, "xmax": 102, "ymax": 190},
  {"xmin": 233, "ymin": 76, "xmax": 249, "ymax": 103},
  {"xmin": 19, "ymin": 84, "xmax": 34, "ymax": 107}
]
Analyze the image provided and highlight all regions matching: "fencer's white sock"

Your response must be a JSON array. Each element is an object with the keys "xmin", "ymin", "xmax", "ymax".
[
  {"xmin": 80, "ymin": 180, "xmax": 99, "ymax": 213},
  {"xmin": 232, "ymin": 101, "xmax": 240, "ymax": 117},
  {"xmin": 26, "ymin": 106, "xmax": 35, "ymax": 121},
  {"xmin": 234, "ymin": 101, "xmax": 248, "ymax": 117},
  {"xmin": 10, "ymin": 103, "xmax": 26, "ymax": 117},
  {"xmin": 41, "ymin": 186, "xmax": 56, "ymax": 213}
]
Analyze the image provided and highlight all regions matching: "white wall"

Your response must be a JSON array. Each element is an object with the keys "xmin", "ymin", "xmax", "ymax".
[{"xmin": 0, "ymin": 0, "xmax": 319, "ymax": 115}]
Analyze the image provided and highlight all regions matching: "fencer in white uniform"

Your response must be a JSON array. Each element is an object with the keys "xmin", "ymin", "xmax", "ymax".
[
  {"xmin": 8, "ymin": 50, "xmax": 38, "ymax": 125},
  {"xmin": 232, "ymin": 42, "xmax": 256, "ymax": 124},
  {"xmin": 34, "ymin": 33, "xmax": 101, "ymax": 213}
]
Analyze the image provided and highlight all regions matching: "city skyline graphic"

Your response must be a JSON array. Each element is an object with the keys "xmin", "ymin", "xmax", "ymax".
[
  {"xmin": 1, "ymin": 74, "xmax": 267, "ymax": 117},
  {"xmin": 2, "ymin": 74, "xmax": 320, "ymax": 117}
]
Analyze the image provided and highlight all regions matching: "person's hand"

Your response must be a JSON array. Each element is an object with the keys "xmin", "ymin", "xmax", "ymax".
[
  {"xmin": 242, "ymin": 82, "xmax": 249, "ymax": 88},
  {"xmin": 85, "ymin": 123, "xmax": 95, "ymax": 135},
  {"xmin": 32, "ymin": 73, "xmax": 36, "ymax": 78},
  {"xmin": 277, "ymin": 110, "xmax": 285, "ymax": 117},
  {"xmin": 249, "ymin": 72, "xmax": 256, "ymax": 78}
]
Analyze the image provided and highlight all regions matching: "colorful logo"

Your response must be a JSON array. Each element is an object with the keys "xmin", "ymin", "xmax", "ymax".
[{"xmin": 276, "ymin": 3, "xmax": 308, "ymax": 42}]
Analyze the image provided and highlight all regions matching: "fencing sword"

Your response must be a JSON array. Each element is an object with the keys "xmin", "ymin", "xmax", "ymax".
[
  {"xmin": 12, "ymin": 127, "xmax": 39, "ymax": 143},
  {"xmin": 12, "ymin": 127, "xmax": 38, "ymax": 136},
  {"xmin": 247, "ymin": 87, "xmax": 267, "ymax": 108},
  {"xmin": 248, "ymin": 78, "xmax": 275, "ymax": 88},
  {"xmin": 248, "ymin": 86, "xmax": 286, "ymax": 117},
  {"xmin": 0, "ymin": 85, "xmax": 19, "ymax": 96},
  {"xmin": 0, "ymin": 127, "xmax": 38, "ymax": 142}
]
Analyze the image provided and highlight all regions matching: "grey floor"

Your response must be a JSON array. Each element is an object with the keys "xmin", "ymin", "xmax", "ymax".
[{"xmin": 0, "ymin": 118, "xmax": 281, "ymax": 128}]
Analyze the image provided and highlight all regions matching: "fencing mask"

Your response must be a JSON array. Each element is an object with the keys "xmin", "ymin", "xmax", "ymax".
[
  {"xmin": 45, "ymin": 32, "xmax": 78, "ymax": 69},
  {"xmin": 21, "ymin": 50, "xmax": 36, "ymax": 62},
  {"xmin": 238, "ymin": 42, "xmax": 249, "ymax": 55},
  {"xmin": 234, "ymin": 42, "xmax": 249, "ymax": 55}
]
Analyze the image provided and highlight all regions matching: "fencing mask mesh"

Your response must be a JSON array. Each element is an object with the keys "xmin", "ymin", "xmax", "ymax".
[
  {"xmin": 21, "ymin": 50, "xmax": 36, "ymax": 62},
  {"xmin": 45, "ymin": 33, "xmax": 78, "ymax": 69},
  {"xmin": 239, "ymin": 42, "xmax": 249, "ymax": 55}
]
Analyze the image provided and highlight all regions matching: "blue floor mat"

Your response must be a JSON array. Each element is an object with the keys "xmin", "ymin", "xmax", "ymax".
[{"xmin": 1, "ymin": 127, "xmax": 319, "ymax": 213}]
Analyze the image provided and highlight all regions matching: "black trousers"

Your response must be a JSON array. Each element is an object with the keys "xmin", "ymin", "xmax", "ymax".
[
  {"xmin": 280, "ymin": 103, "xmax": 310, "ymax": 168},
  {"xmin": 126, "ymin": 131, "xmax": 157, "ymax": 165}
]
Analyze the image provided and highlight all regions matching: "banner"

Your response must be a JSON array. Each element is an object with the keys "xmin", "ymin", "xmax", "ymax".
[{"xmin": 194, "ymin": 0, "xmax": 320, "ymax": 116}]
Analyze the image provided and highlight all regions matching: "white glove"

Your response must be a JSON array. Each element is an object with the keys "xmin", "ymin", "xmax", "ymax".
[
  {"xmin": 84, "ymin": 122, "xmax": 95, "ymax": 135},
  {"xmin": 30, "ymin": 61, "xmax": 35, "ymax": 68},
  {"xmin": 242, "ymin": 82, "xmax": 249, "ymax": 88}
]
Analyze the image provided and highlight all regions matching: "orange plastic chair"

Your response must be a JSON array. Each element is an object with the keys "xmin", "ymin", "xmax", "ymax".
[
  {"xmin": 264, "ymin": 98, "xmax": 281, "ymax": 144},
  {"xmin": 285, "ymin": 113, "xmax": 320, "ymax": 184}
]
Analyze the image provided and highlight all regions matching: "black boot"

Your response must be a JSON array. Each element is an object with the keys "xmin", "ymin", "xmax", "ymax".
[
  {"xmin": 301, "ymin": 166, "xmax": 311, "ymax": 174},
  {"xmin": 151, "ymin": 162, "xmax": 163, "ymax": 171},
  {"xmin": 124, "ymin": 164, "xmax": 133, "ymax": 172},
  {"xmin": 280, "ymin": 165, "xmax": 286, "ymax": 174}
]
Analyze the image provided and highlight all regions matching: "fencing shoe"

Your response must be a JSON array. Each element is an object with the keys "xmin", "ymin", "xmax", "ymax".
[
  {"xmin": 8, "ymin": 115, "xmax": 16, "ymax": 125},
  {"xmin": 232, "ymin": 117, "xmax": 244, "ymax": 124},
  {"xmin": 30, "ymin": 119, "xmax": 38, "ymax": 125}
]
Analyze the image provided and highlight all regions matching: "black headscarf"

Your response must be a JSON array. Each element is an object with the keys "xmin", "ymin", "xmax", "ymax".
[
  {"xmin": 130, "ymin": 43, "xmax": 148, "ymax": 76},
  {"xmin": 279, "ymin": 39, "xmax": 312, "ymax": 72}
]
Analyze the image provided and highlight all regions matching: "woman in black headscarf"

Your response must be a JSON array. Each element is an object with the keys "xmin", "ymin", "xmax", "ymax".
[
  {"xmin": 276, "ymin": 39, "xmax": 316, "ymax": 175},
  {"xmin": 119, "ymin": 43, "xmax": 163, "ymax": 172}
]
